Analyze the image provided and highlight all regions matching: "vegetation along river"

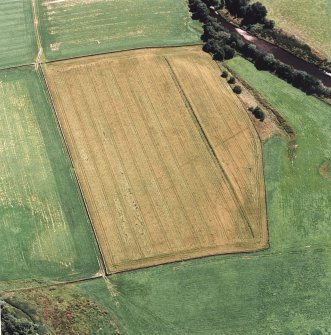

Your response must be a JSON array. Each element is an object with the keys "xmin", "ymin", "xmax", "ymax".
[{"xmin": 219, "ymin": 17, "xmax": 331, "ymax": 87}]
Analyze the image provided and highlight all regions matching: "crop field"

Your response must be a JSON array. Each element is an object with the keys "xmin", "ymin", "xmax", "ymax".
[
  {"xmin": 100, "ymin": 58, "xmax": 331, "ymax": 334},
  {"xmin": 227, "ymin": 57, "xmax": 331, "ymax": 251},
  {"xmin": 37, "ymin": 0, "xmax": 201, "ymax": 62},
  {"xmin": 262, "ymin": 0, "xmax": 331, "ymax": 59},
  {"xmin": 0, "ymin": 66, "xmax": 99, "ymax": 285},
  {"xmin": 44, "ymin": 47, "xmax": 267, "ymax": 273},
  {"xmin": 0, "ymin": 0, "xmax": 37, "ymax": 69}
]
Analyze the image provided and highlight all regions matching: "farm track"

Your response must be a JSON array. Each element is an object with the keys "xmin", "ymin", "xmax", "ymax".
[{"xmin": 43, "ymin": 46, "xmax": 268, "ymax": 273}]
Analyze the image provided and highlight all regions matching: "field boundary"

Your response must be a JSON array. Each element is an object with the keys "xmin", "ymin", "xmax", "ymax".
[
  {"xmin": 222, "ymin": 61, "xmax": 296, "ymax": 139},
  {"xmin": 42, "ymin": 43, "xmax": 203, "ymax": 66},
  {"xmin": 213, "ymin": 61, "xmax": 270, "ymax": 247},
  {"xmin": 39, "ymin": 65, "xmax": 107, "ymax": 276},
  {"xmin": 2, "ymin": 243, "xmax": 327, "ymax": 295},
  {"xmin": 43, "ymin": 47, "xmax": 269, "ymax": 273},
  {"xmin": 164, "ymin": 56, "xmax": 255, "ymax": 238},
  {"xmin": 31, "ymin": 0, "xmax": 43, "ymax": 68}
]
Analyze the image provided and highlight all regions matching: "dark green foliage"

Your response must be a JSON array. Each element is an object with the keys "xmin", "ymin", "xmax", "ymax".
[
  {"xmin": 221, "ymin": 70, "xmax": 229, "ymax": 77},
  {"xmin": 275, "ymin": 62, "xmax": 295, "ymax": 82},
  {"xmin": 204, "ymin": 0, "xmax": 224, "ymax": 9},
  {"xmin": 224, "ymin": 45, "xmax": 236, "ymax": 59},
  {"xmin": 190, "ymin": 0, "xmax": 210, "ymax": 22},
  {"xmin": 255, "ymin": 53, "xmax": 278, "ymax": 71},
  {"xmin": 242, "ymin": 2, "xmax": 268, "ymax": 26},
  {"xmin": 248, "ymin": 24, "xmax": 330, "ymax": 72},
  {"xmin": 228, "ymin": 76, "xmax": 236, "ymax": 84},
  {"xmin": 188, "ymin": 0, "xmax": 331, "ymax": 97},
  {"xmin": 1, "ymin": 302, "xmax": 39, "ymax": 335},
  {"xmin": 225, "ymin": 0, "xmax": 267, "ymax": 26},
  {"xmin": 203, "ymin": 38, "xmax": 225, "ymax": 53},
  {"xmin": 241, "ymin": 43, "xmax": 261, "ymax": 59},
  {"xmin": 202, "ymin": 21, "xmax": 226, "ymax": 41},
  {"xmin": 251, "ymin": 106, "xmax": 265, "ymax": 121},
  {"xmin": 233, "ymin": 85, "xmax": 242, "ymax": 93},
  {"xmin": 263, "ymin": 19, "xmax": 275, "ymax": 29},
  {"xmin": 213, "ymin": 48, "xmax": 226, "ymax": 60},
  {"xmin": 225, "ymin": 0, "xmax": 249, "ymax": 16},
  {"xmin": 190, "ymin": 0, "xmax": 237, "ymax": 62},
  {"xmin": 229, "ymin": 33, "xmax": 245, "ymax": 50}
]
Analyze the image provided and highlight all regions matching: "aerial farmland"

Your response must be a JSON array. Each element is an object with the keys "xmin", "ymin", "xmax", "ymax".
[
  {"xmin": 44, "ymin": 47, "xmax": 267, "ymax": 272},
  {"xmin": 0, "ymin": 0, "xmax": 330, "ymax": 334},
  {"xmin": 37, "ymin": 0, "xmax": 202, "ymax": 61}
]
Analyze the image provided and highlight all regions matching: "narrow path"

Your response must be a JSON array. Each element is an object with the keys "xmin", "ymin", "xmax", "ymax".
[{"xmin": 31, "ymin": 0, "xmax": 43, "ymax": 69}]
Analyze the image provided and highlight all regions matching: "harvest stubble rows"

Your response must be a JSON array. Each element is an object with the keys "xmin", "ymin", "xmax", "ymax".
[{"xmin": 44, "ymin": 47, "xmax": 267, "ymax": 273}]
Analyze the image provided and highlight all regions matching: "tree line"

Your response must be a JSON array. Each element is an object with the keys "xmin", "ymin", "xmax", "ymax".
[
  {"xmin": 189, "ymin": 0, "xmax": 331, "ymax": 98},
  {"xmin": 0, "ymin": 300, "xmax": 39, "ymax": 335}
]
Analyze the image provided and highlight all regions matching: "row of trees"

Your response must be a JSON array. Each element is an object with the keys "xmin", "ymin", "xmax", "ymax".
[
  {"xmin": 242, "ymin": 45, "xmax": 330, "ymax": 96},
  {"xmin": 1, "ymin": 301, "xmax": 39, "ymax": 335},
  {"xmin": 249, "ymin": 24, "xmax": 331, "ymax": 72},
  {"xmin": 224, "ymin": 0, "xmax": 273, "ymax": 28},
  {"xmin": 249, "ymin": 106, "xmax": 265, "ymax": 121},
  {"xmin": 189, "ymin": 0, "xmax": 331, "ymax": 98},
  {"xmin": 220, "ymin": 71, "xmax": 243, "ymax": 94}
]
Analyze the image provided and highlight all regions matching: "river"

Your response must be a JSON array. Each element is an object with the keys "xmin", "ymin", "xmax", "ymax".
[{"xmin": 218, "ymin": 17, "xmax": 331, "ymax": 87}]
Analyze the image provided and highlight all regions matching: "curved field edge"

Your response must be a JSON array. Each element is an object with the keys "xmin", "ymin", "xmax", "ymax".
[
  {"xmin": 36, "ymin": 0, "xmax": 202, "ymax": 62},
  {"xmin": 226, "ymin": 56, "xmax": 331, "ymax": 251},
  {"xmin": 96, "ymin": 57, "xmax": 331, "ymax": 334},
  {"xmin": 0, "ymin": 66, "xmax": 100, "ymax": 290},
  {"xmin": 43, "ymin": 46, "xmax": 267, "ymax": 273}
]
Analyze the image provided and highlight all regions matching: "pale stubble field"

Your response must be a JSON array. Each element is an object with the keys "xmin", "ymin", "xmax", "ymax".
[{"xmin": 44, "ymin": 46, "xmax": 267, "ymax": 273}]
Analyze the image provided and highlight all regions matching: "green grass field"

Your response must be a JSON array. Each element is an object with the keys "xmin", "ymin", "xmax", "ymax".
[
  {"xmin": 227, "ymin": 57, "xmax": 331, "ymax": 252},
  {"xmin": 0, "ymin": 66, "xmax": 100, "ymax": 287},
  {"xmin": 262, "ymin": 0, "xmax": 331, "ymax": 59},
  {"xmin": 0, "ymin": 0, "xmax": 37, "ymax": 69},
  {"xmin": 37, "ymin": 0, "xmax": 201, "ymax": 62},
  {"xmin": 95, "ymin": 58, "xmax": 331, "ymax": 334},
  {"xmin": 1, "ymin": 55, "xmax": 330, "ymax": 334}
]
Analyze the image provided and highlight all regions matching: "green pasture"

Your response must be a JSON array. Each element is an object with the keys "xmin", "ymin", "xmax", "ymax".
[
  {"xmin": 37, "ymin": 0, "xmax": 202, "ymax": 61},
  {"xmin": 0, "ymin": 66, "xmax": 99, "ymax": 288},
  {"xmin": 262, "ymin": 0, "xmax": 331, "ymax": 59},
  {"xmin": 227, "ymin": 57, "xmax": 331, "ymax": 251},
  {"xmin": 0, "ymin": 0, "xmax": 37, "ymax": 69},
  {"xmin": 99, "ymin": 58, "xmax": 331, "ymax": 334}
]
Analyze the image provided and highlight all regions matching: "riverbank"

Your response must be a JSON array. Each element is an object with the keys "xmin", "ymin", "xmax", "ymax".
[
  {"xmin": 220, "ymin": 9, "xmax": 331, "ymax": 72},
  {"xmin": 218, "ymin": 11, "xmax": 331, "ymax": 86},
  {"xmin": 259, "ymin": 0, "xmax": 331, "ymax": 61}
]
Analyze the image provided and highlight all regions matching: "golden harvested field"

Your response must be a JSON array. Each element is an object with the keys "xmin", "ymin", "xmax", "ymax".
[{"xmin": 44, "ymin": 46, "xmax": 267, "ymax": 273}]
